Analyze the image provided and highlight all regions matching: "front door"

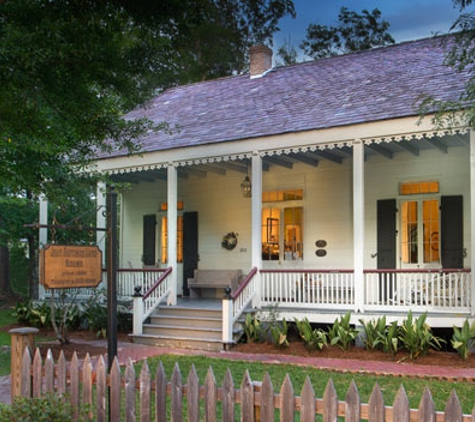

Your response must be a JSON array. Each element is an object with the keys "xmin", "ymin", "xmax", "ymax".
[{"xmin": 400, "ymin": 198, "xmax": 440, "ymax": 268}]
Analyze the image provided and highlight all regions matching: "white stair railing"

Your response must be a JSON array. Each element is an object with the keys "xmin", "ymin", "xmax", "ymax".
[
  {"xmin": 133, "ymin": 267, "xmax": 173, "ymax": 335},
  {"xmin": 222, "ymin": 267, "xmax": 258, "ymax": 345}
]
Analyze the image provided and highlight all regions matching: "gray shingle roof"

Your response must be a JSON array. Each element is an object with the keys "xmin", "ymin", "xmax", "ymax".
[{"xmin": 111, "ymin": 35, "xmax": 469, "ymax": 158}]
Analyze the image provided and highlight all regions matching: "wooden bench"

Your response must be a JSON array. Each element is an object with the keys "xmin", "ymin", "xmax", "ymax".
[{"xmin": 188, "ymin": 269, "xmax": 243, "ymax": 298}]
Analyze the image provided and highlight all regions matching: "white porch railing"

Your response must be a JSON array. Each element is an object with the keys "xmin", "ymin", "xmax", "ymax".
[
  {"xmin": 258, "ymin": 268, "xmax": 472, "ymax": 315},
  {"xmin": 222, "ymin": 267, "xmax": 258, "ymax": 344},
  {"xmin": 116, "ymin": 268, "xmax": 167, "ymax": 298},
  {"xmin": 364, "ymin": 269, "xmax": 472, "ymax": 313},
  {"xmin": 260, "ymin": 269, "xmax": 355, "ymax": 310}
]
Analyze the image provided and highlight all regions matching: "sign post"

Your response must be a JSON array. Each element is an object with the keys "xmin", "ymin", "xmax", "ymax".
[{"xmin": 106, "ymin": 186, "xmax": 118, "ymax": 372}]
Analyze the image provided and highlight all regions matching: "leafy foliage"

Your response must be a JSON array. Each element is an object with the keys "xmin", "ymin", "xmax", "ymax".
[
  {"xmin": 417, "ymin": 1, "xmax": 475, "ymax": 130},
  {"xmin": 0, "ymin": 393, "xmax": 91, "ymax": 421},
  {"xmin": 269, "ymin": 317, "xmax": 289, "ymax": 348},
  {"xmin": 243, "ymin": 313, "xmax": 264, "ymax": 343},
  {"xmin": 328, "ymin": 311, "xmax": 359, "ymax": 350},
  {"xmin": 83, "ymin": 290, "xmax": 108, "ymax": 338},
  {"xmin": 295, "ymin": 317, "xmax": 328, "ymax": 351},
  {"xmin": 300, "ymin": 7, "xmax": 394, "ymax": 60},
  {"xmin": 359, "ymin": 316, "xmax": 388, "ymax": 350},
  {"xmin": 399, "ymin": 311, "xmax": 445, "ymax": 360},
  {"xmin": 359, "ymin": 316, "xmax": 400, "ymax": 359},
  {"xmin": 0, "ymin": 0, "xmax": 295, "ymax": 197},
  {"xmin": 452, "ymin": 319, "xmax": 475, "ymax": 360},
  {"xmin": 276, "ymin": 35, "xmax": 299, "ymax": 66},
  {"xmin": 13, "ymin": 300, "xmax": 52, "ymax": 328}
]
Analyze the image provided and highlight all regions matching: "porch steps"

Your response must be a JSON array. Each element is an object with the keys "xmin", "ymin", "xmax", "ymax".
[{"xmin": 131, "ymin": 302, "xmax": 245, "ymax": 352}]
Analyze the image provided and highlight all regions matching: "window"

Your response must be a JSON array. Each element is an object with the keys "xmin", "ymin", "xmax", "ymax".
[
  {"xmin": 262, "ymin": 206, "xmax": 303, "ymax": 261},
  {"xmin": 160, "ymin": 216, "xmax": 183, "ymax": 263},
  {"xmin": 400, "ymin": 181, "xmax": 439, "ymax": 195},
  {"xmin": 401, "ymin": 199, "xmax": 439, "ymax": 265},
  {"xmin": 263, "ymin": 189, "xmax": 303, "ymax": 202},
  {"xmin": 284, "ymin": 207, "xmax": 303, "ymax": 260}
]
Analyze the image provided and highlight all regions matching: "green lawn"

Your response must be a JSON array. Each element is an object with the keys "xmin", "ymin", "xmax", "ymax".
[{"xmin": 142, "ymin": 354, "xmax": 475, "ymax": 413}]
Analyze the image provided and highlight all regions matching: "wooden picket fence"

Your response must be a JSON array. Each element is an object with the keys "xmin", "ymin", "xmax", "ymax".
[{"xmin": 16, "ymin": 347, "xmax": 474, "ymax": 422}]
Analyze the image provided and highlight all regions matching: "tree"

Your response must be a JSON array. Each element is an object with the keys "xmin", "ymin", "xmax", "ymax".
[
  {"xmin": 0, "ymin": 0, "xmax": 295, "ymax": 299},
  {"xmin": 0, "ymin": 0, "xmax": 295, "ymax": 199},
  {"xmin": 0, "ymin": 193, "xmax": 38, "ymax": 297},
  {"xmin": 300, "ymin": 7, "xmax": 395, "ymax": 60},
  {"xmin": 156, "ymin": 0, "xmax": 296, "ymax": 82},
  {"xmin": 418, "ymin": 0, "xmax": 475, "ymax": 129},
  {"xmin": 276, "ymin": 35, "xmax": 299, "ymax": 66}
]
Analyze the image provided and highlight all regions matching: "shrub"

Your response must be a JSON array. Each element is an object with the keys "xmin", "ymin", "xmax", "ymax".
[
  {"xmin": 0, "ymin": 393, "xmax": 90, "ymax": 421},
  {"xmin": 399, "ymin": 311, "xmax": 444, "ymax": 360},
  {"xmin": 295, "ymin": 317, "xmax": 327, "ymax": 351},
  {"xmin": 452, "ymin": 320, "xmax": 475, "ymax": 360},
  {"xmin": 328, "ymin": 311, "xmax": 358, "ymax": 350},
  {"xmin": 13, "ymin": 300, "xmax": 51, "ymax": 328}
]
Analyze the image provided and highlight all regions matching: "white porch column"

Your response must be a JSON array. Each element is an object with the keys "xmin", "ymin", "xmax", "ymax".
[
  {"xmin": 38, "ymin": 194, "xmax": 48, "ymax": 300},
  {"xmin": 251, "ymin": 153, "xmax": 262, "ymax": 307},
  {"xmin": 96, "ymin": 182, "xmax": 107, "ymax": 267},
  {"xmin": 470, "ymin": 130, "xmax": 475, "ymax": 315},
  {"xmin": 353, "ymin": 139, "xmax": 365, "ymax": 312},
  {"xmin": 167, "ymin": 163, "xmax": 178, "ymax": 305}
]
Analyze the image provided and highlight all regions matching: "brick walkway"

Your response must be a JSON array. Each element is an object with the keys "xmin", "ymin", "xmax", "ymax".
[{"xmin": 1, "ymin": 339, "xmax": 475, "ymax": 405}]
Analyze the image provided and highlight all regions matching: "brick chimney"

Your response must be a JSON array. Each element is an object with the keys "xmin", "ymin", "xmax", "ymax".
[{"xmin": 249, "ymin": 44, "xmax": 273, "ymax": 78}]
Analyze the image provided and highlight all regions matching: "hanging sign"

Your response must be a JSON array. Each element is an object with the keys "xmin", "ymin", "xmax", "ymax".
[{"xmin": 40, "ymin": 244, "xmax": 102, "ymax": 289}]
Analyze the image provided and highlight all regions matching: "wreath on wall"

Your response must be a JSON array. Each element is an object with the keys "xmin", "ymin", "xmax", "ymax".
[{"xmin": 222, "ymin": 232, "xmax": 238, "ymax": 250}]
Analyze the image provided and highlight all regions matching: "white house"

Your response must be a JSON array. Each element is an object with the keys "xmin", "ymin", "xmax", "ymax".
[{"xmin": 76, "ymin": 35, "xmax": 475, "ymax": 349}]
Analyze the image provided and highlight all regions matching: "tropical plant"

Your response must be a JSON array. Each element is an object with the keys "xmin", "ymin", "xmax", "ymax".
[
  {"xmin": 328, "ymin": 311, "xmax": 358, "ymax": 350},
  {"xmin": 381, "ymin": 320, "xmax": 400, "ymax": 360},
  {"xmin": 358, "ymin": 316, "xmax": 400, "ymax": 359},
  {"xmin": 359, "ymin": 316, "xmax": 388, "ymax": 351},
  {"xmin": 12, "ymin": 300, "xmax": 51, "ymax": 328},
  {"xmin": 269, "ymin": 317, "xmax": 290, "ymax": 349},
  {"xmin": 399, "ymin": 311, "xmax": 445, "ymax": 360},
  {"xmin": 243, "ymin": 313, "xmax": 263, "ymax": 343},
  {"xmin": 295, "ymin": 317, "xmax": 328, "ymax": 351},
  {"xmin": 452, "ymin": 319, "xmax": 475, "ymax": 360}
]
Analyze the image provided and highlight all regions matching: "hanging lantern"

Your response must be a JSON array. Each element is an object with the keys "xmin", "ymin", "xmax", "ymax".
[{"xmin": 240, "ymin": 175, "xmax": 252, "ymax": 198}]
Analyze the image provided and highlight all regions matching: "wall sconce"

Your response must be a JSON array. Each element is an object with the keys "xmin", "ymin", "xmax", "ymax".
[{"xmin": 240, "ymin": 175, "xmax": 252, "ymax": 198}]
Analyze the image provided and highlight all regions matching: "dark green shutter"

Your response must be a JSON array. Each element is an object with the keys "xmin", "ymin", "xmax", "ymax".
[
  {"xmin": 377, "ymin": 199, "xmax": 396, "ymax": 302},
  {"xmin": 377, "ymin": 199, "xmax": 396, "ymax": 269},
  {"xmin": 142, "ymin": 214, "xmax": 156, "ymax": 266},
  {"xmin": 441, "ymin": 196, "xmax": 463, "ymax": 268}
]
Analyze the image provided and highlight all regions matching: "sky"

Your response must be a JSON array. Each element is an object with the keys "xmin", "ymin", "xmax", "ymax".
[{"xmin": 274, "ymin": 0, "xmax": 464, "ymax": 54}]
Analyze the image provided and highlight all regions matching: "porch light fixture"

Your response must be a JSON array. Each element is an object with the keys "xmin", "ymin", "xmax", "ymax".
[{"xmin": 240, "ymin": 175, "xmax": 252, "ymax": 198}]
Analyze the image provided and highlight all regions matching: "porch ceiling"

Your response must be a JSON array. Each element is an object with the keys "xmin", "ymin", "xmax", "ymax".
[{"xmin": 109, "ymin": 132, "xmax": 469, "ymax": 184}]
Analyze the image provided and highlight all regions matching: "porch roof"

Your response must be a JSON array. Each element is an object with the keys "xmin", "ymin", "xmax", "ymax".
[{"xmin": 101, "ymin": 35, "xmax": 469, "ymax": 159}]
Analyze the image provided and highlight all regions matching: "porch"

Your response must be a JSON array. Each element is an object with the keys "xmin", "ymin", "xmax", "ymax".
[{"xmin": 109, "ymin": 267, "xmax": 474, "ymax": 350}]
